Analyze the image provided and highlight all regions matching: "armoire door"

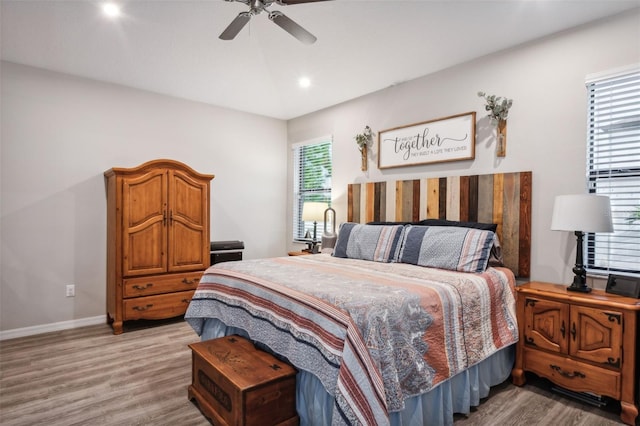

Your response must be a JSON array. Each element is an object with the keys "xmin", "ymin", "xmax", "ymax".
[
  {"xmin": 167, "ymin": 169, "xmax": 209, "ymax": 272},
  {"xmin": 122, "ymin": 169, "xmax": 168, "ymax": 277}
]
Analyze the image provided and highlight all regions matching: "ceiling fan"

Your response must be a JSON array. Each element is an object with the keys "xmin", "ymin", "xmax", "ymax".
[{"xmin": 220, "ymin": 0, "xmax": 329, "ymax": 45}]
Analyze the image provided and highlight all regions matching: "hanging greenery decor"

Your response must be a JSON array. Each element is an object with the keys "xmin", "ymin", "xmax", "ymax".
[
  {"xmin": 478, "ymin": 91, "xmax": 513, "ymax": 157},
  {"xmin": 478, "ymin": 91, "xmax": 513, "ymax": 123},
  {"xmin": 354, "ymin": 125, "xmax": 375, "ymax": 171}
]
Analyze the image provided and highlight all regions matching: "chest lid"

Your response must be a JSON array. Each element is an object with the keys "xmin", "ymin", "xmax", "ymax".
[{"xmin": 189, "ymin": 335, "xmax": 296, "ymax": 391}]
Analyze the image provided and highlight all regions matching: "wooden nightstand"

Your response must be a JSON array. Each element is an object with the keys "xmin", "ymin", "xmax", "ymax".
[
  {"xmin": 512, "ymin": 281, "xmax": 640, "ymax": 425},
  {"xmin": 287, "ymin": 251, "xmax": 312, "ymax": 256}
]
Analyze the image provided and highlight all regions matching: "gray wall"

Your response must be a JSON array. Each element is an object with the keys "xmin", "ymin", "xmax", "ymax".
[
  {"xmin": 287, "ymin": 11, "xmax": 640, "ymax": 285},
  {"xmin": 2, "ymin": 10, "xmax": 638, "ymax": 335},
  {"xmin": 1, "ymin": 62, "xmax": 288, "ymax": 332}
]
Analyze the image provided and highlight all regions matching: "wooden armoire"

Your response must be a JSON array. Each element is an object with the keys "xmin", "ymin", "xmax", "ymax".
[{"xmin": 104, "ymin": 159, "xmax": 214, "ymax": 334}]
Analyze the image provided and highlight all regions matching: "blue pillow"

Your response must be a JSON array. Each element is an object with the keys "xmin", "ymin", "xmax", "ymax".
[
  {"xmin": 333, "ymin": 223, "xmax": 405, "ymax": 263},
  {"xmin": 398, "ymin": 225, "xmax": 495, "ymax": 273},
  {"xmin": 416, "ymin": 219, "xmax": 497, "ymax": 233}
]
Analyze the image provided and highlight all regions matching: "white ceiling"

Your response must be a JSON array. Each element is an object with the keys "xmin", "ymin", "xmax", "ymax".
[{"xmin": 2, "ymin": 0, "xmax": 639, "ymax": 120}]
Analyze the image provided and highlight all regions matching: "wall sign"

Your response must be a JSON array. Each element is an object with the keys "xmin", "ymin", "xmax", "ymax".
[{"xmin": 378, "ymin": 112, "xmax": 476, "ymax": 169}]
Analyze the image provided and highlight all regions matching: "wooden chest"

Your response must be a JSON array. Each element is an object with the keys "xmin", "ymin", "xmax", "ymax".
[{"xmin": 188, "ymin": 336, "xmax": 298, "ymax": 426}]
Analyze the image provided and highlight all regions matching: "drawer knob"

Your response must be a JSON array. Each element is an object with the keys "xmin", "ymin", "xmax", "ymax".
[
  {"xmin": 132, "ymin": 304, "xmax": 153, "ymax": 311},
  {"xmin": 182, "ymin": 299, "xmax": 191, "ymax": 304},
  {"xmin": 132, "ymin": 283, "xmax": 153, "ymax": 290},
  {"xmin": 550, "ymin": 364, "xmax": 585, "ymax": 379},
  {"xmin": 606, "ymin": 357, "xmax": 621, "ymax": 368},
  {"xmin": 182, "ymin": 278, "xmax": 195, "ymax": 285}
]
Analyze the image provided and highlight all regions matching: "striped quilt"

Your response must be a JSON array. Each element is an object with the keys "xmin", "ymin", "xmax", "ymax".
[{"xmin": 185, "ymin": 254, "xmax": 518, "ymax": 426}]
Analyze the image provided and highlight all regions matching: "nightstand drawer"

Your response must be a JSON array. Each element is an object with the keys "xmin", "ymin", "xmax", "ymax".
[{"xmin": 523, "ymin": 348, "xmax": 621, "ymax": 400}]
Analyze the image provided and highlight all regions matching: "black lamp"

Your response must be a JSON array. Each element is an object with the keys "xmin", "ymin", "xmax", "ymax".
[{"xmin": 551, "ymin": 194, "xmax": 613, "ymax": 292}]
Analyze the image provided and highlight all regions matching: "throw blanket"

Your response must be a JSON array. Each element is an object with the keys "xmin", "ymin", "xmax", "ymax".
[{"xmin": 185, "ymin": 255, "xmax": 518, "ymax": 426}]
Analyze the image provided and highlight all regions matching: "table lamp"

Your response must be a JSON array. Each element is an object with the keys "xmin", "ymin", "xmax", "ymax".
[
  {"xmin": 302, "ymin": 202, "xmax": 327, "ymax": 253},
  {"xmin": 551, "ymin": 194, "xmax": 613, "ymax": 292}
]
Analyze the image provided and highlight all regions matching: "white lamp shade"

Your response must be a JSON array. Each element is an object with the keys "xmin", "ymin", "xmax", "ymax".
[
  {"xmin": 302, "ymin": 202, "xmax": 327, "ymax": 222},
  {"xmin": 551, "ymin": 194, "xmax": 613, "ymax": 233}
]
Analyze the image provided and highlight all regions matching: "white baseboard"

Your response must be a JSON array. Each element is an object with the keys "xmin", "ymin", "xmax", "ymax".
[{"xmin": 0, "ymin": 315, "xmax": 107, "ymax": 341}]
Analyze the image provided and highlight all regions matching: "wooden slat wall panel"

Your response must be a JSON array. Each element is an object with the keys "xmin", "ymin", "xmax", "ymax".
[
  {"xmin": 365, "ymin": 182, "xmax": 375, "ymax": 223},
  {"xmin": 396, "ymin": 181, "xmax": 408, "ymax": 222},
  {"xmin": 468, "ymin": 175, "xmax": 479, "ymax": 222},
  {"xmin": 360, "ymin": 182, "xmax": 387, "ymax": 223},
  {"xmin": 412, "ymin": 180, "xmax": 421, "ymax": 221},
  {"xmin": 501, "ymin": 173, "xmax": 520, "ymax": 275},
  {"xmin": 347, "ymin": 171, "xmax": 532, "ymax": 277},
  {"xmin": 395, "ymin": 180, "xmax": 421, "ymax": 222},
  {"xmin": 492, "ymin": 173, "xmax": 504, "ymax": 242},
  {"xmin": 446, "ymin": 176, "xmax": 460, "ymax": 221},
  {"xmin": 459, "ymin": 176, "xmax": 470, "ymax": 222},
  {"xmin": 371, "ymin": 182, "xmax": 387, "ymax": 221},
  {"xmin": 438, "ymin": 178, "xmax": 447, "ymax": 219},
  {"xmin": 426, "ymin": 178, "xmax": 439, "ymax": 219},
  {"xmin": 347, "ymin": 183, "xmax": 360, "ymax": 223},
  {"xmin": 518, "ymin": 172, "xmax": 532, "ymax": 276},
  {"xmin": 376, "ymin": 182, "xmax": 386, "ymax": 222},
  {"xmin": 395, "ymin": 181, "xmax": 403, "ymax": 222},
  {"xmin": 477, "ymin": 174, "xmax": 494, "ymax": 224}
]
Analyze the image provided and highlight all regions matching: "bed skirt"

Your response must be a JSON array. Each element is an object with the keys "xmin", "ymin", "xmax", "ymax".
[{"xmin": 199, "ymin": 317, "xmax": 514, "ymax": 426}]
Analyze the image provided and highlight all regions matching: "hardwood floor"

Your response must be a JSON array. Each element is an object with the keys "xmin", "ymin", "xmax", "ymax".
[
  {"xmin": 0, "ymin": 319, "xmax": 626, "ymax": 425},
  {"xmin": 453, "ymin": 375, "xmax": 625, "ymax": 425}
]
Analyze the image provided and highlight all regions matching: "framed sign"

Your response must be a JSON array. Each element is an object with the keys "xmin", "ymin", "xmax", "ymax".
[{"xmin": 378, "ymin": 112, "xmax": 476, "ymax": 169}]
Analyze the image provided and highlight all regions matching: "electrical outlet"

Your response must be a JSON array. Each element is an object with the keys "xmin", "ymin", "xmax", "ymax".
[{"xmin": 66, "ymin": 284, "xmax": 75, "ymax": 297}]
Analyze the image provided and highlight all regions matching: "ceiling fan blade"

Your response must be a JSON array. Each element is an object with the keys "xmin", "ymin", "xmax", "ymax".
[
  {"xmin": 268, "ymin": 11, "xmax": 317, "ymax": 44},
  {"xmin": 219, "ymin": 12, "xmax": 252, "ymax": 40},
  {"xmin": 276, "ymin": 0, "xmax": 331, "ymax": 4}
]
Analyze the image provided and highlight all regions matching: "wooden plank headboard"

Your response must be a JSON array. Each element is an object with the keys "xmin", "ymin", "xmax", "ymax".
[{"xmin": 347, "ymin": 171, "xmax": 532, "ymax": 277}]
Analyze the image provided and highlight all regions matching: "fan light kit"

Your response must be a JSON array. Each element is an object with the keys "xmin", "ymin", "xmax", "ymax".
[{"xmin": 220, "ymin": 0, "xmax": 329, "ymax": 44}]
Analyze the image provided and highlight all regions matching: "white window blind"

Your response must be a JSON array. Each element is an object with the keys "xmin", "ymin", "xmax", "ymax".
[
  {"xmin": 586, "ymin": 68, "xmax": 640, "ymax": 274},
  {"xmin": 292, "ymin": 138, "xmax": 332, "ymax": 240}
]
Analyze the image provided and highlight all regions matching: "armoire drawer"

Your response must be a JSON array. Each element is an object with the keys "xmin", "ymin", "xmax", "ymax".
[
  {"xmin": 523, "ymin": 348, "xmax": 621, "ymax": 400},
  {"xmin": 123, "ymin": 290, "xmax": 194, "ymax": 321},
  {"xmin": 123, "ymin": 272, "xmax": 202, "ymax": 298}
]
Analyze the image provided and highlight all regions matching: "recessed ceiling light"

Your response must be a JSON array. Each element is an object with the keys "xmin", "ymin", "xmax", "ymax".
[
  {"xmin": 299, "ymin": 77, "xmax": 311, "ymax": 89},
  {"xmin": 102, "ymin": 3, "xmax": 121, "ymax": 18}
]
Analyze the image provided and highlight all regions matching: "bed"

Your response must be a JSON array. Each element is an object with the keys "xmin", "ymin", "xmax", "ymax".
[{"xmin": 186, "ymin": 171, "xmax": 532, "ymax": 426}]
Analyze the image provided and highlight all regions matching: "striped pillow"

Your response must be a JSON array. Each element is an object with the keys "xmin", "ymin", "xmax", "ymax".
[
  {"xmin": 398, "ymin": 225, "xmax": 495, "ymax": 273},
  {"xmin": 332, "ymin": 223, "xmax": 405, "ymax": 263}
]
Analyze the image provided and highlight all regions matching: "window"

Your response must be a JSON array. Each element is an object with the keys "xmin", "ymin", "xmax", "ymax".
[
  {"xmin": 586, "ymin": 68, "xmax": 640, "ymax": 275},
  {"xmin": 292, "ymin": 137, "xmax": 332, "ymax": 241}
]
